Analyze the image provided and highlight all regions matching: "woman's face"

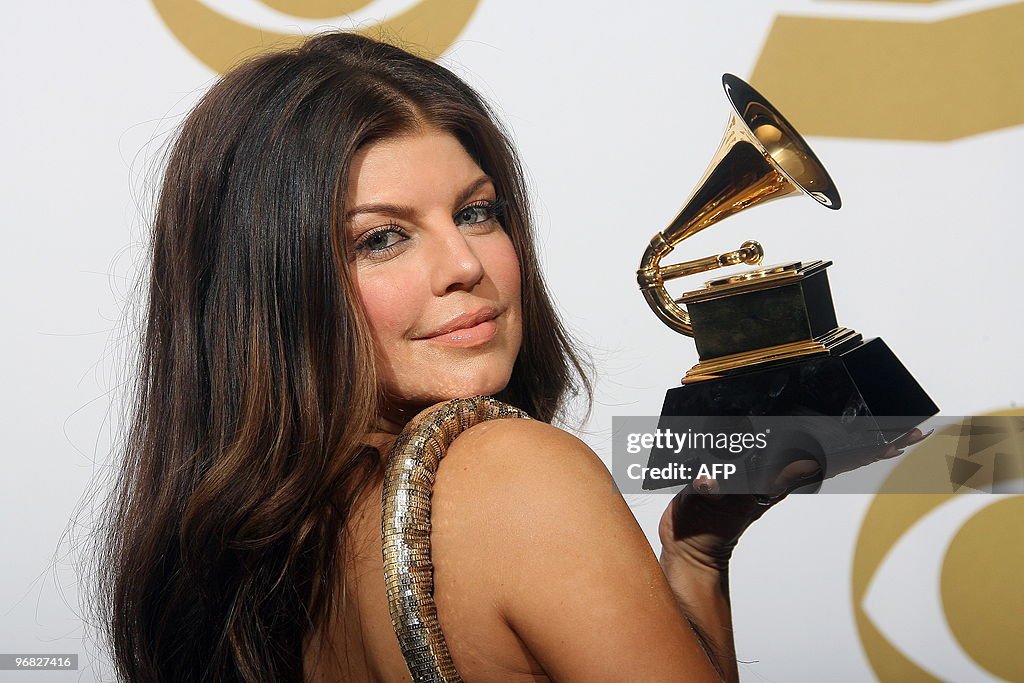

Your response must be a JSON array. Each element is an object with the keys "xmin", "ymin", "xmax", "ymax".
[{"xmin": 345, "ymin": 126, "xmax": 523, "ymax": 425}]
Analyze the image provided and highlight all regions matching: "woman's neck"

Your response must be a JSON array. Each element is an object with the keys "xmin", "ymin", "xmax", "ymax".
[
  {"xmin": 373, "ymin": 398, "xmax": 428, "ymax": 435},
  {"xmin": 365, "ymin": 409, "xmax": 403, "ymax": 455}
]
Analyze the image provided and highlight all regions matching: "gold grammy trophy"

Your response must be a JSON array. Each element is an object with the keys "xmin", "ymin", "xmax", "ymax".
[{"xmin": 637, "ymin": 74, "xmax": 937, "ymax": 493}]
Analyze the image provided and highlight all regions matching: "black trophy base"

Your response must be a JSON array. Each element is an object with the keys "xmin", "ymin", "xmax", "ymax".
[
  {"xmin": 642, "ymin": 337, "xmax": 938, "ymax": 491},
  {"xmin": 687, "ymin": 261, "xmax": 838, "ymax": 360}
]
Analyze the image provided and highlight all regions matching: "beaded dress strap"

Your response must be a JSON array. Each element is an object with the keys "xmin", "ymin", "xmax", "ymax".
[{"xmin": 381, "ymin": 396, "xmax": 531, "ymax": 683}]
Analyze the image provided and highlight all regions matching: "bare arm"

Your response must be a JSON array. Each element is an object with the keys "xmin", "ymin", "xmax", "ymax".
[
  {"xmin": 653, "ymin": 425, "xmax": 934, "ymax": 683},
  {"xmin": 660, "ymin": 517, "xmax": 738, "ymax": 683},
  {"xmin": 434, "ymin": 419, "xmax": 727, "ymax": 682}
]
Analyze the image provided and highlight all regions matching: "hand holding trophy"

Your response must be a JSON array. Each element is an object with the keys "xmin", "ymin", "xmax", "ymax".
[{"xmin": 636, "ymin": 75, "xmax": 939, "ymax": 520}]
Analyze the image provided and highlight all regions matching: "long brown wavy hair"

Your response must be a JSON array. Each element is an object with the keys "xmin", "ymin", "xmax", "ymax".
[{"xmin": 87, "ymin": 30, "xmax": 592, "ymax": 683}]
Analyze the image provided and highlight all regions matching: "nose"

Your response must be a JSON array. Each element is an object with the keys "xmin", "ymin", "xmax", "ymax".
[{"xmin": 428, "ymin": 224, "xmax": 485, "ymax": 296}]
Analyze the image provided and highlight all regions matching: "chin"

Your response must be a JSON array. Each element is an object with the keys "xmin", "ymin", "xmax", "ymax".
[
  {"xmin": 403, "ymin": 370, "xmax": 513, "ymax": 406},
  {"xmin": 442, "ymin": 375, "xmax": 512, "ymax": 400}
]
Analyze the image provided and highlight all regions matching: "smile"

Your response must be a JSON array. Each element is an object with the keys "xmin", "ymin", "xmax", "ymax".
[{"xmin": 422, "ymin": 319, "xmax": 498, "ymax": 348}]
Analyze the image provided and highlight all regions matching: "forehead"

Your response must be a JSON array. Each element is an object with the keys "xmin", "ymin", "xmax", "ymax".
[{"xmin": 346, "ymin": 128, "xmax": 486, "ymax": 203}]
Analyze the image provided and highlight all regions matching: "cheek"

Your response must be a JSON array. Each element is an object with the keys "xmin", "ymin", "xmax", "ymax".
[
  {"xmin": 486, "ymin": 234, "xmax": 524, "ymax": 348},
  {"xmin": 354, "ymin": 269, "xmax": 417, "ymax": 345},
  {"xmin": 488, "ymin": 234, "xmax": 522, "ymax": 304}
]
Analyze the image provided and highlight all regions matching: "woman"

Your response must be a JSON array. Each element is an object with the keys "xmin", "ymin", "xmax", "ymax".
[{"xmin": 91, "ymin": 30, "xmax": 925, "ymax": 682}]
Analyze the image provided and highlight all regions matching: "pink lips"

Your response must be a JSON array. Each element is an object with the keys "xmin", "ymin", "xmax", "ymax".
[
  {"xmin": 426, "ymin": 319, "xmax": 498, "ymax": 347},
  {"xmin": 417, "ymin": 307, "xmax": 500, "ymax": 347}
]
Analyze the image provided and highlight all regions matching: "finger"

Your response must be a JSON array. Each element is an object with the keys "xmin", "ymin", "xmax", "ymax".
[
  {"xmin": 881, "ymin": 444, "xmax": 904, "ymax": 459},
  {"xmin": 907, "ymin": 427, "xmax": 934, "ymax": 445},
  {"xmin": 882, "ymin": 428, "xmax": 934, "ymax": 459},
  {"xmin": 892, "ymin": 427, "xmax": 934, "ymax": 450},
  {"xmin": 892, "ymin": 428, "xmax": 920, "ymax": 449},
  {"xmin": 771, "ymin": 458, "xmax": 823, "ymax": 494},
  {"xmin": 893, "ymin": 428, "xmax": 920, "ymax": 449},
  {"xmin": 693, "ymin": 475, "xmax": 720, "ymax": 495},
  {"xmin": 826, "ymin": 439, "xmax": 905, "ymax": 478}
]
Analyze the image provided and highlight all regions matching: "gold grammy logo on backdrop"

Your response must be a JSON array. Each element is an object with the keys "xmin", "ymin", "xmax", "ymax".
[
  {"xmin": 752, "ymin": 1, "xmax": 1024, "ymax": 140},
  {"xmin": 853, "ymin": 409, "xmax": 1024, "ymax": 682},
  {"xmin": 151, "ymin": 0, "xmax": 480, "ymax": 72}
]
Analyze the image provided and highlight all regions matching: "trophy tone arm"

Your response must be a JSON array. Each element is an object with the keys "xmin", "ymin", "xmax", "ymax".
[{"xmin": 637, "ymin": 234, "xmax": 764, "ymax": 337}]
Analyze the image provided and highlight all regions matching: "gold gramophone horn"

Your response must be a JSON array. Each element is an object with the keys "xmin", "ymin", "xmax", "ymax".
[{"xmin": 637, "ymin": 73, "xmax": 841, "ymax": 336}]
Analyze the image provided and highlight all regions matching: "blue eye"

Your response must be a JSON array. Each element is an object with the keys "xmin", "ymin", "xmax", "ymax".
[
  {"xmin": 351, "ymin": 197, "xmax": 508, "ymax": 262},
  {"xmin": 455, "ymin": 198, "xmax": 507, "ymax": 227},
  {"xmin": 354, "ymin": 226, "xmax": 407, "ymax": 257}
]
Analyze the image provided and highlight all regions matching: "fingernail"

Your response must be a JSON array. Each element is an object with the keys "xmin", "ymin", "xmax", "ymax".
[
  {"xmin": 696, "ymin": 481, "xmax": 713, "ymax": 494},
  {"xmin": 907, "ymin": 428, "xmax": 934, "ymax": 445},
  {"xmin": 884, "ymin": 445, "xmax": 904, "ymax": 458}
]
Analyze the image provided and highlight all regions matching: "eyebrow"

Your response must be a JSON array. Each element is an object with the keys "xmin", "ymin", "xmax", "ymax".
[{"xmin": 344, "ymin": 175, "xmax": 494, "ymax": 222}]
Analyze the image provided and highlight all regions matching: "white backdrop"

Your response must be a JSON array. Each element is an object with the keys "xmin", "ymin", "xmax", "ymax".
[{"xmin": 2, "ymin": 1, "xmax": 1021, "ymax": 681}]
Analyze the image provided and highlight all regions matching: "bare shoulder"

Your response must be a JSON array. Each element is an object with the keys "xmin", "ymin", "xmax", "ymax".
[
  {"xmin": 440, "ymin": 418, "xmax": 613, "ymax": 493},
  {"xmin": 430, "ymin": 418, "xmax": 718, "ymax": 680},
  {"xmin": 434, "ymin": 418, "xmax": 624, "ymax": 551},
  {"xmin": 433, "ymin": 417, "xmax": 637, "ymax": 571},
  {"xmin": 430, "ymin": 419, "xmax": 618, "ymax": 573}
]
